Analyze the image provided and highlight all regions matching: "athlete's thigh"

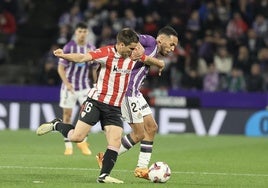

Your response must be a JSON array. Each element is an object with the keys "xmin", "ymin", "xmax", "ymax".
[
  {"xmin": 59, "ymin": 88, "xmax": 77, "ymax": 108},
  {"xmin": 121, "ymin": 96, "xmax": 143, "ymax": 123},
  {"xmin": 72, "ymin": 119, "xmax": 92, "ymax": 139}
]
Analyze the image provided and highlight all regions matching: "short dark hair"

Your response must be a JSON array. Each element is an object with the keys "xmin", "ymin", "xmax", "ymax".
[
  {"xmin": 116, "ymin": 28, "xmax": 139, "ymax": 46},
  {"xmin": 75, "ymin": 22, "xmax": 88, "ymax": 29},
  {"xmin": 157, "ymin": 26, "xmax": 178, "ymax": 37}
]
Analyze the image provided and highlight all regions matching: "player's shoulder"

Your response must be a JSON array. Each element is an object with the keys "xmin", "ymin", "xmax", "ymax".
[
  {"xmin": 139, "ymin": 34, "xmax": 157, "ymax": 48},
  {"xmin": 139, "ymin": 34, "xmax": 156, "ymax": 41},
  {"xmin": 65, "ymin": 40, "xmax": 76, "ymax": 46},
  {"xmin": 86, "ymin": 42, "xmax": 96, "ymax": 50},
  {"xmin": 63, "ymin": 40, "xmax": 76, "ymax": 50},
  {"xmin": 95, "ymin": 45, "xmax": 114, "ymax": 53}
]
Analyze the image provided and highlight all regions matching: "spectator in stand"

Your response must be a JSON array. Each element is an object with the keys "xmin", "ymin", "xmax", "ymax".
[
  {"xmin": 181, "ymin": 67, "xmax": 203, "ymax": 90},
  {"xmin": 95, "ymin": 25, "xmax": 116, "ymax": 47},
  {"xmin": 38, "ymin": 44, "xmax": 61, "ymax": 86},
  {"xmin": 252, "ymin": 14, "xmax": 268, "ymax": 44},
  {"xmin": 214, "ymin": 46, "xmax": 233, "ymax": 76},
  {"xmin": 212, "ymin": 29, "xmax": 228, "ymax": 49},
  {"xmin": 55, "ymin": 24, "xmax": 72, "ymax": 47},
  {"xmin": 256, "ymin": 0, "xmax": 268, "ymax": 18},
  {"xmin": 122, "ymin": 8, "xmax": 143, "ymax": 32},
  {"xmin": 202, "ymin": 4, "xmax": 221, "ymax": 31},
  {"xmin": 198, "ymin": 29, "xmax": 228, "ymax": 76},
  {"xmin": 1, "ymin": 0, "xmax": 19, "ymax": 20},
  {"xmin": 186, "ymin": 10, "xmax": 201, "ymax": 35},
  {"xmin": 197, "ymin": 29, "xmax": 215, "ymax": 65},
  {"xmin": 215, "ymin": 0, "xmax": 231, "ymax": 28},
  {"xmin": 198, "ymin": 1, "xmax": 216, "ymax": 26},
  {"xmin": 58, "ymin": 4, "xmax": 83, "ymax": 30},
  {"xmin": 106, "ymin": 10, "xmax": 122, "ymax": 33},
  {"xmin": 241, "ymin": 28, "xmax": 266, "ymax": 61},
  {"xmin": 226, "ymin": 11, "xmax": 248, "ymax": 41},
  {"xmin": 246, "ymin": 63, "xmax": 265, "ymax": 92},
  {"xmin": 226, "ymin": 11, "xmax": 248, "ymax": 53},
  {"xmin": 225, "ymin": 67, "xmax": 246, "ymax": 92},
  {"xmin": 142, "ymin": 13, "xmax": 159, "ymax": 36},
  {"xmin": 233, "ymin": 45, "xmax": 252, "ymax": 76},
  {"xmin": 0, "ymin": 5, "xmax": 16, "ymax": 49},
  {"xmin": 257, "ymin": 48, "xmax": 268, "ymax": 86},
  {"xmin": 169, "ymin": 15, "xmax": 184, "ymax": 38},
  {"xmin": 203, "ymin": 63, "xmax": 220, "ymax": 92}
]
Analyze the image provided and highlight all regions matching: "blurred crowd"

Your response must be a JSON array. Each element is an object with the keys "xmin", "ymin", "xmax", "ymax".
[
  {"xmin": 0, "ymin": 0, "xmax": 33, "ymax": 63},
  {"xmin": 2, "ymin": 0, "xmax": 268, "ymax": 93}
]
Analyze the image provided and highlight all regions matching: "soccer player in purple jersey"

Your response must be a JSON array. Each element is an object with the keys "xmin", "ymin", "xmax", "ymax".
[
  {"xmin": 57, "ymin": 22, "xmax": 97, "ymax": 155},
  {"xmin": 121, "ymin": 26, "xmax": 178, "ymax": 179},
  {"xmin": 96, "ymin": 26, "xmax": 178, "ymax": 179}
]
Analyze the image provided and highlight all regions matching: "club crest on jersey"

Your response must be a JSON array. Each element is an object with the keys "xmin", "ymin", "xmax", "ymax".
[
  {"xmin": 81, "ymin": 111, "xmax": 86, "ymax": 118},
  {"xmin": 113, "ymin": 65, "xmax": 131, "ymax": 74}
]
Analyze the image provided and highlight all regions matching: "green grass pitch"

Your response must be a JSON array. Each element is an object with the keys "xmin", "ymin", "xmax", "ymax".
[{"xmin": 0, "ymin": 130, "xmax": 268, "ymax": 188}]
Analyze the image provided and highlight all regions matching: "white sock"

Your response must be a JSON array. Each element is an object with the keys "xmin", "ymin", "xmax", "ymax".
[
  {"xmin": 82, "ymin": 136, "xmax": 87, "ymax": 142},
  {"xmin": 64, "ymin": 138, "xmax": 73, "ymax": 149},
  {"xmin": 137, "ymin": 152, "xmax": 151, "ymax": 168},
  {"xmin": 137, "ymin": 141, "xmax": 153, "ymax": 168}
]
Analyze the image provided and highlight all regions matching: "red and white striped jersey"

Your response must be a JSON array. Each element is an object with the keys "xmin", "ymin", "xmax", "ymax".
[{"xmin": 87, "ymin": 45, "xmax": 135, "ymax": 107}]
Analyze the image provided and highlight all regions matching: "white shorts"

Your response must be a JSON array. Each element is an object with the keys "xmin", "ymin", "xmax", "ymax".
[
  {"xmin": 59, "ymin": 88, "xmax": 89, "ymax": 108},
  {"xmin": 121, "ymin": 94, "xmax": 152, "ymax": 124}
]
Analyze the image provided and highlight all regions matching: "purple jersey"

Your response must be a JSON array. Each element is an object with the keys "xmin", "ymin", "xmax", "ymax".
[
  {"xmin": 58, "ymin": 40, "xmax": 96, "ymax": 91},
  {"xmin": 125, "ymin": 34, "xmax": 158, "ymax": 96}
]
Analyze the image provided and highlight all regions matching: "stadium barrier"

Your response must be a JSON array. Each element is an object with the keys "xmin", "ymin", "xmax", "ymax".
[
  {"xmin": 0, "ymin": 101, "xmax": 267, "ymax": 136},
  {"xmin": 0, "ymin": 86, "xmax": 267, "ymax": 136}
]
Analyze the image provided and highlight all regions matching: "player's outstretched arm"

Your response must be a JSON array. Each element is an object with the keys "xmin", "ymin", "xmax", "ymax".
[
  {"xmin": 142, "ymin": 55, "xmax": 165, "ymax": 76},
  {"xmin": 54, "ymin": 48, "xmax": 93, "ymax": 63}
]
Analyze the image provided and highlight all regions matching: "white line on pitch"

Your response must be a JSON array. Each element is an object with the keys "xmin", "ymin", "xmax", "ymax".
[{"xmin": 0, "ymin": 165, "xmax": 268, "ymax": 177}]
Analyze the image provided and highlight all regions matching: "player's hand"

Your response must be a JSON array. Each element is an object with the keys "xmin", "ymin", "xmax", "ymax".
[
  {"xmin": 53, "ymin": 49, "xmax": 64, "ymax": 57},
  {"xmin": 66, "ymin": 82, "xmax": 74, "ymax": 94},
  {"xmin": 131, "ymin": 42, "xmax": 145, "ymax": 61},
  {"xmin": 158, "ymin": 60, "xmax": 165, "ymax": 76}
]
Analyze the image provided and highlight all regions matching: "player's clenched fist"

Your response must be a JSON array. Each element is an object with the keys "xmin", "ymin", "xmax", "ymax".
[{"xmin": 53, "ymin": 49, "xmax": 64, "ymax": 57}]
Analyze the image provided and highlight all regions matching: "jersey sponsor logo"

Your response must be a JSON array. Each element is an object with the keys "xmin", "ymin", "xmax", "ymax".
[
  {"xmin": 113, "ymin": 65, "xmax": 131, "ymax": 74},
  {"xmin": 75, "ymin": 62, "xmax": 86, "ymax": 67},
  {"xmin": 141, "ymin": 103, "xmax": 149, "ymax": 110}
]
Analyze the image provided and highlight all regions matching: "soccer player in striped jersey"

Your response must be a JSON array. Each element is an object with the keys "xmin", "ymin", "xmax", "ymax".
[
  {"xmin": 36, "ymin": 28, "xmax": 165, "ymax": 183},
  {"xmin": 57, "ymin": 22, "xmax": 97, "ymax": 156},
  {"xmin": 117, "ymin": 26, "xmax": 178, "ymax": 179}
]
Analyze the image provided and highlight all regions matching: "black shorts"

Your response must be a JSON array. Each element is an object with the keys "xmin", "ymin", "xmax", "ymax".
[{"xmin": 79, "ymin": 97, "xmax": 123, "ymax": 129}]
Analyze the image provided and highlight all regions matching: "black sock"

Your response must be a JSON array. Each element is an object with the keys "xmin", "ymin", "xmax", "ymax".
[
  {"xmin": 99, "ymin": 149, "xmax": 118, "ymax": 176},
  {"xmin": 140, "ymin": 140, "xmax": 153, "ymax": 152},
  {"xmin": 55, "ymin": 122, "xmax": 74, "ymax": 138}
]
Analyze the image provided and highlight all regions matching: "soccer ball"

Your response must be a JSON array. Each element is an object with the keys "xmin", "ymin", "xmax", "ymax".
[{"xmin": 148, "ymin": 161, "xmax": 171, "ymax": 183}]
